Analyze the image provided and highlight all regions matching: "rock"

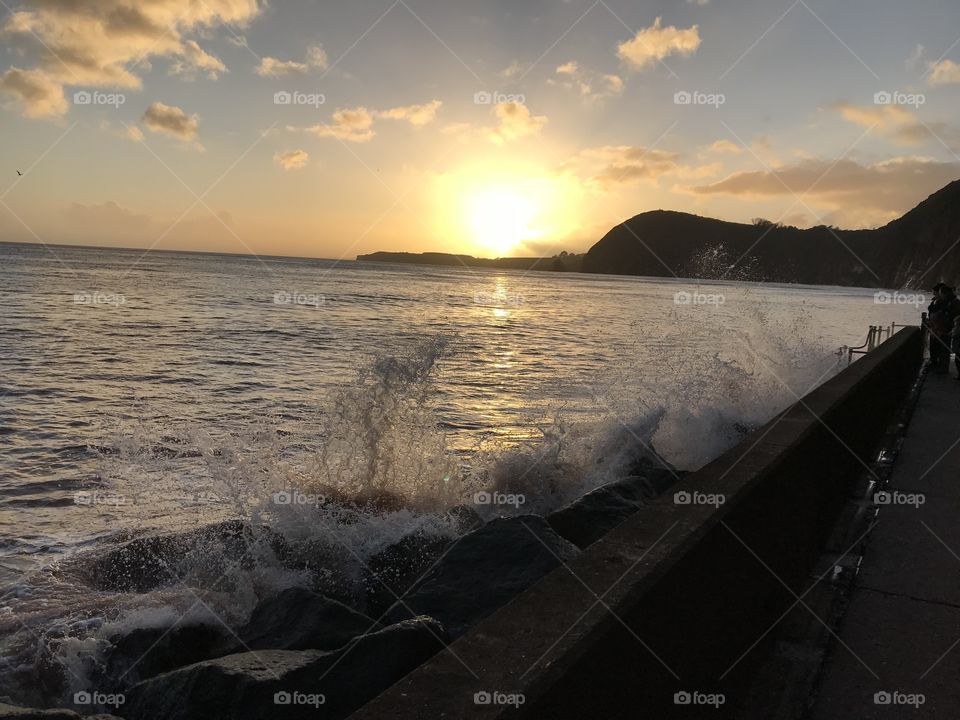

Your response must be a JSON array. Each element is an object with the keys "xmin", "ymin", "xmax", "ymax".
[
  {"xmin": 122, "ymin": 617, "xmax": 447, "ymax": 720},
  {"xmin": 84, "ymin": 521, "xmax": 285, "ymax": 593},
  {"xmin": 0, "ymin": 702, "xmax": 121, "ymax": 719},
  {"xmin": 0, "ymin": 702, "xmax": 79, "ymax": 719},
  {"xmin": 269, "ymin": 537, "xmax": 373, "ymax": 610},
  {"xmin": 548, "ymin": 460, "xmax": 683, "ymax": 549},
  {"xmin": 548, "ymin": 478, "xmax": 660, "ymax": 548},
  {"xmin": 384, "ymin": 515, "xmax": 579, "ymax": 638},
  {"xmin": 443, "ymin": 504, "xmax": 483, "ymax": 532},
  {"xmin": 364, "ymin": 531, "xmax": 453, "ymax": 617},
  {"xmin": 239, "ymin": 587, "xmax": 376, "ymax": 651},
  {"xmin": 103, "ymin": 621, "xmax": 239, "ymax": 688}
]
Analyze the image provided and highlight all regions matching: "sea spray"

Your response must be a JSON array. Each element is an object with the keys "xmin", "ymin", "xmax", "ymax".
[{"xmin": 1, "ymin": 313, "xmax": 846, "ymax": 707}]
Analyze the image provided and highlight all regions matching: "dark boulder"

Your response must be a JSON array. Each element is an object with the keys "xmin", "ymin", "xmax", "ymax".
[
  {"xmin": 547, "ymin": 465, "xmax": 682, "ymax": 549},
  {"xmin": 122, "ymin": 616, "xmax": 447, "ymax": 720},
  {"xmin": 84, "ymin": 521, "xmax": 285, "ymax": 593},
  {"xmin": 384, "ymin": 515, "xmax": 579, "ymax": 638},
  {"xmin": 239, "ymin": 586, "xmax": 376, "ymax": 651},
  {"xmin": 0, "ymin": 702, "xmax": 121, "ymax": 719},
  {"xmin": 102, "ymin": 621, "xmax": 239, "ymax": 688},
  {"xmin": 268, "ymin": 536, "xmax": 373, "ymax": 610},
  {"xmin": 364, "ymin": 531, "xmax": 453, "ymax": 617}
]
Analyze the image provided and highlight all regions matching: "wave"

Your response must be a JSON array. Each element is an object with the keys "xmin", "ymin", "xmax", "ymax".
[{"xmin": 0, "ymin": 306, "xmax": 844, "ymax": 707}]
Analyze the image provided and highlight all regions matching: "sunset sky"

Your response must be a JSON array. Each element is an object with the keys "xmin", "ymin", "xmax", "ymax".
[{"xmin": 1, "ymin": 0, "xmax": 960, "ymax": 259}]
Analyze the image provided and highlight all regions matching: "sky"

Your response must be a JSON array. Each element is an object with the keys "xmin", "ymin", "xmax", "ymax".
[{"xmin": 1, "ymin": 0, "xmax": 960, "ymax": 260}]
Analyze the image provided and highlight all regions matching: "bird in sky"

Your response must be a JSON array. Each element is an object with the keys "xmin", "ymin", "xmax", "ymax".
[{"xmin": 16, "ymin": 170, "xmax": 22, "ymax": 176}]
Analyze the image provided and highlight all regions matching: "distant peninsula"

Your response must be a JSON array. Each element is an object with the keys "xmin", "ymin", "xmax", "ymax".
[
  {"xmin": 356, "ymin": 251, "xmax": 584, "ymax": 272},
  {"xmin": 359, "ymin": 179, "xmax": 960, "ymax": 288}
]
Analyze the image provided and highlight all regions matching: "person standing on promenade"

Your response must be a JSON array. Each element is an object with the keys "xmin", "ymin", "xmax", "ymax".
[
  {"xmin": 927, "ymin": 283, "xmax": 960, "ymax": 373},
  {"xmin": 952, "ymin": 315, "xmax": 960, "ymax": 380}
]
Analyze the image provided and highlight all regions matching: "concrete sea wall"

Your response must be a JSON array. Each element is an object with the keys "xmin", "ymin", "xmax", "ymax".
[{"xmin": 350, "ymin": 326, "xmax": 924, "ymax": 719}]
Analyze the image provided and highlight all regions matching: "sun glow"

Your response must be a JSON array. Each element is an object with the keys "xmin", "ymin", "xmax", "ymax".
[
  {"xmin": 433, "ymin": 163, "xmax": 582, "ymax": 257},
  {"xmin": 466, "ymin": 188, "xmax": 539, "ymax": 256}
]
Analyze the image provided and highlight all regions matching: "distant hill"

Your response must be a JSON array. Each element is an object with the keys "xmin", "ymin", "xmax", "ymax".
[
  {"xmin": 357, "ymin": 251, "xmax": 584, "ymax": 272},
  {"xmin": 582, "ymin": 180, "xmax": 960, "ymax": 288}
]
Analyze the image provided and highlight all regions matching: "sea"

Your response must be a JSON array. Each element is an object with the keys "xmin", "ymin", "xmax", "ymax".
[{"xmin": 0, "ymin": 240, "xmax": 924, "ymax": 705}]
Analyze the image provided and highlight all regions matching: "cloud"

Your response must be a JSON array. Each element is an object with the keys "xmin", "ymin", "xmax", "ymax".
[
  {"xmin": 500, "ymin": 60, "xmax": 523, "ymax": 79},
  {"xmin": 549, "ymin": 61, "xmax": 623, "ymax": 102},
  {"xmin": 274, "ymin": 149, "xmax": 309, "ymax": 170},
  {"xmin": 0, "ymin": 0, "xmax": 263, "ymax": 118},
  {"xmin": 687, "ymin": 0, "xmax": 710, "ymax": 5},
  {"xmin": 706, "ymin": 139, "xmax": 743, "ymax": 155},
  {"xmin": 305, "ymin": 106, "xmax": 375, "ymax": 142},
  {"xmin": 306, "ymin": 46, "xmax": 328, "ymax": 70},
  {"xmin": 560, "ymin": 145, "xmax": 718, "ymax": 191},
  {"xmin": 300, "ymin": 99, "xmax": 441, "ymax": 142},
  {"xmin": 836, "ymin": 102, "xmax": 960, "ymax": 151},
  {"xmin": 170, "ymin": 40, "xmax": 227, "ymax": 80},
  {"xmin": 442, "ymin": 102, "xmax": 547, "ymax": 145},
  {"xmin": 256, "ymin": 58, "xmax": 309, "ymax": 77},
  {"xmin": 142, "ymin": 101, "xmax": 199, "ymax": 141},
  {"xmin": 488, "ymin": 102, "xmax": 547, "ymax": 144},
  {"xmin": 906, "ymin": 44, "xmax": 926, "ymax": 70},
  {"xmin": 255, "ymin": 45, "xmax": 327, "ymax": 77},
  {"xmin": 0, "ymin": 67, "xmax": 68, "ymax": 118},
  {"xmin": 928, "ymin": 59, "xmax": 960, "ymax": 86},
  {"xmin": 685, "ymin": 156, "xmax": 960, "ymax": 227},
  {"xmin": 616, "ymin": 17, "xmax": 701, "ymax": 71},
  {"xmin": 377, "ymin": 99, "xmax": 442, "ymax": 126},
  {"xmin": 62, "ymin": 201, "xmax": 155, "ymax": 240}
]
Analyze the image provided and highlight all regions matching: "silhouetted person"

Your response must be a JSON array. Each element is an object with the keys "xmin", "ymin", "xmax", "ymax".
[
  {"xmin": 952, "ymin": 315, "xmax": 960, "ymax": 380},
  {"xmin": 927, "ymin": 283, "xmax": 960, "ymax": 373}
]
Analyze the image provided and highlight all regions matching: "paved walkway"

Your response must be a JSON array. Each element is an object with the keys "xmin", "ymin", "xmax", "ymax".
[{"xmin": 811, "ymin": 370, "xmax": 960, "ymax": 719}]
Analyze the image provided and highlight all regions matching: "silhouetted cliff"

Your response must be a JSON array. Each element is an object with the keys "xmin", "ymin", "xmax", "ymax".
[{"xmin": 582, "ymin": 180, "xmax": 960, "ymax": 288}]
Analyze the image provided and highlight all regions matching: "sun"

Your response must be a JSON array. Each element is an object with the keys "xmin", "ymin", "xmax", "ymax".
[
  {"xmin": 466, "ymin": 188, "xmax": 539, "ymax": 257},
  {"xmin": 432, "ymin": 163, "xmax": 582, "ymax": 258}
]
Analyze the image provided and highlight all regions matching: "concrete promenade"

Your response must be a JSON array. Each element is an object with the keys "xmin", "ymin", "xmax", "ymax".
[{"xmin": 811, "ymin": 369, "xmax": 960, "ymax": 719}]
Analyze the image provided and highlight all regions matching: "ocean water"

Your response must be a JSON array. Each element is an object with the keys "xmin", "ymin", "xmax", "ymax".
[{"xmin": 0, "ymin": 241, "xmax": 922, "ymax": 706}]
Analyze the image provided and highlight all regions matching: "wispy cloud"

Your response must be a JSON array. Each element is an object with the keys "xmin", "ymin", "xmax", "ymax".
[
  {"xmin": 617, "ymin": 17, "xmax": 701, "ymax": 71},
  {"xmin": 255, "ymin": 46, "xmax": 328, "ymax": 77},
  {"xmin": 142, "ymin": 101, "xmax": 200, "ymax": 143},
  {"xmin": 274, "ymin": 149, "xmax": 310, "ymax": 170}
]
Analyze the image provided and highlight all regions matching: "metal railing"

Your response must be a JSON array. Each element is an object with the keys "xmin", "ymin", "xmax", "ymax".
[{"xmin": 846, "ymin": 321, "xmax": 907, "ymax": 363}]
